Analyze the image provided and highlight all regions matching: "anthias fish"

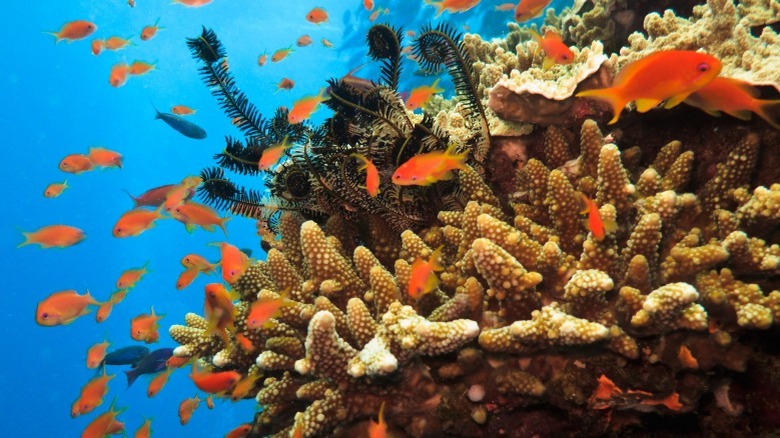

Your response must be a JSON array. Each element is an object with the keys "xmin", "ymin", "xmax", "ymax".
[{"xmin": 153, "ymin": 107, "xmax": 207, "ymax": 139}]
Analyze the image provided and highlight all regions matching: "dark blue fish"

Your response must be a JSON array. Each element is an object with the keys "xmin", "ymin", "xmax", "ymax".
[
  {"xmin": 125, "ymin": 347, "xmax": 173, "ymax": 387},
  {"xmin": 102, "ymin": 346, "xmax": 150, "ymax": 367},
  {"xmin": 153, "ymin": 106, "xmax": 207, "ymax": 139}
]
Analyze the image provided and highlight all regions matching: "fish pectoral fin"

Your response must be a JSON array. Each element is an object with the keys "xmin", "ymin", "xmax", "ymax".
[
  {"xmin": 184, "ymin": 224, "xmax": 196, "ymax": 233},
  {"xmin": 634, "ymin": 98, "xmax": 662, "ymax": 113},
  {"xmin": 663, "ymin": 93, "xmax": 692, "ymax": 109},
  {"xmin": 542, "ymin": 57, "xmax": 555, "ymax": 70}
]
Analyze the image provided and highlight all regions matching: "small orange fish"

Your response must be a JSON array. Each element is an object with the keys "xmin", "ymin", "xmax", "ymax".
[
  {"xmin": 171, "ymin": 105, "xmax": 196, "ymax": 115},
  {"xmin": 44, "ymin": 180, "xmax": 69, "ymax": 198},
  {"xmin": 46, "ymin": 20, "xmax": 97, "ymax": 44},
  {"xmin": 258, "ymin": 137, "xmax": 292, "ymax": 170},
  {"xmin": 182, "ymin": 254, "xmax": 218, "ymax": 273},
  {"xmin": 105, "ymin": 36, "xmax": 132, "ymax": 51},
  {"xmin": 684, "ymin": 76, "xmax": 780, "ymax": 129},
  {"xmin": 140, "ymin": 18, "xmax": 162, "ymax": 41},
  {"xmin": 578, "ymin": 193, "xmax": 617, "ymax": 241},
  {"xmin": 59, "ymin": 153, "xmax": 94, "ymax": 174},
  {"xmin": 288, "ymin": 89, "xmax": 328, "ymax": 124},
  {"xmin": 424, "ymin": 0, "xmax": 480, "ymax": 17},
  {"xmin": 174, "ymin": 0, "xmax": 212, "ymax": 6},
  {"xmin": 225, "ymin": 424, "xmax": 252, "ymax": 438},
  {"xmin": 87, "ymin": 340, "xmax": 111, "ymax": 369},
  {"xmin": 178, "ymin": 395, "xmax": 201, "ymax": 425},
  {"xmin": 116, "ymin": 261, "xmax": 151, "ymax": 289},
  {"xmin": 109, "ymin": 62, "xmax": 130, "ymax": 87},
  {"xmin": 109, "ymin": 289, "xmax": 129, "ymax": 304},
  {"xmin": 531, "ymin": 29, "xmax": 574, "ymax": 69},
  {"xmin": 82, "ymin": 401, "xmax": 124, "ymax": 438},
  {"xmin": 369, "ymin": 7, "xmax": 389, "ymax": 22},
  {"xmin": 91, "ymin": 39, "xmax": 105, "ymax": 55},
  {"xmin": 257, "ymin": 52, "xmax": 268, "ymax": 67},
  {"xmin": 272, "ymin": 46, "xmax": 294, "ymax": 63},
  {"xmin": 126, "ymin": 184, "xmax": 178, "ymax": 208},
  {"xmin": 514, "ymin": 0, "xmax": 552, "ymax": 22},
  {"xmin": 147, "ymin": 367, "xmax": 174, "ymax": 397},
  {"xmin": 88, "ymin": 146, "xmax": 123, "ymax": 169},
  {"xmin": 405, "ymin": 78, "xmax": 444, "ymax": 111},
  {"xmin": 246, "ymin": 291, "xmax": 289, "ymax": 330},
  {"xmin": 166, "ymin": 355, "xmax": 192, "ymax": 368},
  {"xmin": 36, "ymin": 290, "xmax": 99, "ymax": 326},
  {"xmin": 219, "ymin": 242, "xmax": 251, "ymax": 284},
  {"xmin": 364, "ymin": 0, "xmax": 375, "ymax": 10},
  {"xmin": 206, "ymin": 395, "xmax": 215, "ymax": 409},
  {"xmin": 134, "ymin": 418, "xmax": 152, "ymax": 438},
  {"xmin": 306, "ymin": 7, "xmax": 329, "ymax": 24},
  {"xmin": 230, "ymin": 372, "xmax": 262, "ymax": 402},
  {"xmin": 190, "ymin": 363, "xmax": 241, "ymax": 394},
  {"xmin": 296, "ymin": 35, "xmax": 313, "ymax": 47},
  {"xmin": 407, "ymin": 246, "xmax": 444, "ymax": 299},
  {"xmin": 113, "ymin": 206, "xmax": 166, "ymax": 238},
  {"xmin": 368, "ymin": 402, "xmax": 387, "ymax": 438},
  {"xmin": 71, "ymin": 399, "xmax": 82, "ymax": 418},
  {"xmin": 576, "ymin": 50, "xmax": 722, "ymax": 124},
  {"xmin": 172, "ymin": 201, "xmax": 230, "ymax": 235},
  {"xmin": 96, "ymin": 302, "xmax": 114, "ymax": 323},
  {"xmin": 176, "ymin": 268, "xmax": 200, "ymax": 290},
  {"xmin": 164, "ymin": 183, "xmax": 194, "ymax": 212},
  {"xmin": 495, "ymin": 2, "xmax": 514, "ymax": 11},
  {"xmin": 321, "ymin": 38, "xmax": 334, "ymax": 48},
  {"xmin": 129, "ymin": 60, "xmax": 156, "ymax": 76},
  {"xmin": 19, "ymin": 224, "xmax": 86, "ymax": 249},
  {"xmin": 130, "ymin": 306, "xmax": 163, "ymax": 343},
  {"xmin": 351, "ymin": 153, "xmax": 380, "ymax": 197},
  {"xmin": 77, "ymin": 367, "xmax": 115, "ymax": 415},
  {"xmin": 204, "ymin": 283, "xmax": 236, "ymax": 346},
  {"xmin": 392, "ymin": 143, "xmax": 468, "ymax": 186},
  {"xmin": 235, "ymin": 333, "xmax": 255, "ymax": 352},
  {"xmin": 276, "ymin": 77, "xmax": 295, "ymax": 92}
]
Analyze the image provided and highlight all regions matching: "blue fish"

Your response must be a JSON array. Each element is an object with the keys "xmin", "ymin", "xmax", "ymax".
[
  {"xmin": 125, "ymin": 347, "xmax": 173, "ymax": 387},
  {"xmin": 101, "ymin": 346, "xmax": 150, "ymax": 367},
  {"xmin": 153, "ymin": 106, "xmax": 207, "ymax": 139}
]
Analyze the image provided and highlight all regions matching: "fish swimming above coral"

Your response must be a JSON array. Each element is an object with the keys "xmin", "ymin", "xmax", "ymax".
[{"xmin": 153, "ymin": 106, "xmax": 207, "ymax": 139}]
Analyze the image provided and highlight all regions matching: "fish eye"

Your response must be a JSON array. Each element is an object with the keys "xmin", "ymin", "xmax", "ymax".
[
  {"xmin": 561, "ymin": 54, "xmax": 569, "ymax": 60},
  {"xmin": 697, "ymin": 63, "xmax": 710, "ymax": 72},
  {"xmin": 412, "ymin": 176, "xmax": 417, "ymax": 181},
  {"xmin": 41, "ymin": 312, "xmax": 48, "ymax": 319}
]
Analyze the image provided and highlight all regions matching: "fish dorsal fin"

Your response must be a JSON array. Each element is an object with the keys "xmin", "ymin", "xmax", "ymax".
[{"xmin": 635, "ymin": 98, "xmax": 662, "ymax": 112}]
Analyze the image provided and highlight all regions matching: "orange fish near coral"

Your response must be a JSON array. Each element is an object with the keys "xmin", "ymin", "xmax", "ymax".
[
  {"xmin": 173, "ymin": 201, "xmax": 231, "ymax": 235},
  {"xmin": 531, "ymin": 29, "xmax": 574, "ymax": 69},
  {"xmin": 116, "ymin": 261, "xmax": 151, "ymax": 289},
  {"xmin": 59, "ymin": 153, "xmax": 94, "ymax": 174},
  {"xmin": 514, "ymin": 0, "xmax": 553, "ymax": 22},
  {"xmin": 576, "ymin": 50, "xmax": 722, "ymax": 124},
  {"xmin": 109, "ymin": 62, "xmax": 130, "ymax": 87},
  {"xmin": 407, "ymin": 246, "xmax": 444, "ymax": 299},
  {"xmin": 246, "ymin": 291, "xmax": 289, "ymax": 330},
  {"xmin": 88, "ymin": 146, "xmax": 123, "ymax": 169},
  {"xmin": 190, "ymin": 363, "xmax": 241, "ymax": 395},
  {"xmin": 46, "ymin": 20, "xmax": 97, "ymax": 43},
  {"xmin": 288, "ymin": 89, "xmax": 328, "ymax": 124},
  {"xmin": 177, "ymin": 267, "xmax": 200, "ymax": 290},
  {"xmin": 219, "ymin": 242, "xmax": 251, "ymax": 284},
  {"xmin": 147, "ymin": 367, "xmax": 174, "ymax": 397},
  {"xmin": 182, "ymin": 254, "xmax": 218, "ymax": 273},
  {"xmin": 113, "ymin": 206, "xmax": 165, "ymax": 238},
  {"xmin": 258, "ymin": 137, "xmax": 292, "ymax": 170},
  {"xmin": 44, "ymin": 180, "xmax": 69, "ymax": 198},
  {"xmin": 405, "ymin": 78, "xmax": 444, "ymax": 111},
  {"xmin": 130, "ymin": 306, "xmax": 163, "ymax": 343},
  {"xmin": 368, "ymin": 402, "xmax": 387, "ymax": 438},
  {"xmin": 235, "ymin": 333, "xmax": 255, "ymax": 352},
  {"xmin": 19, "ymin": 224, "xmax": 86, "ymax": 249},
  {"xmin": 306, "ymin": 7, "xmax": 329, "ymax": 24},
  {"xmin": 230, "ymin": 372, "xmax": 262, "ymax": 402},
  {"xmin": 204, "ymin": 283, "xmax": 237, "ymax": 346},
  {"xmin": 350, "ymin": 153, "xmax": 380, "ymax": 197},
  {"xmin": 178, "ymin": 395, "xmax": 201, "ymax": 425},
  {"xmin": 424, "ymin": 0, "xmax": 480, "ymax": 17},
  {"xmin": 140, "ymin": 18, "xmax": 162, "ymax": 41},
  {"xmin": 225, "ymin": 424, "xmax": 252, "ymax": 438},
  {"xmin": 171, "ymin": 105, "xmax": 196, "ymax": 115},
  {"xmin": 392, "ymin": 143, "xmax": 468, "ymax": 186},
  {"xmin": 87, "ymin": 340, "xmax": 111, "ymax": 369},
  {"xmin": 578, "ymin": 193, "xmax": 616, "ymax": 241},
  {"xmin": 684, "ymin": 76, "xmax": 780, "ymax": 129}
]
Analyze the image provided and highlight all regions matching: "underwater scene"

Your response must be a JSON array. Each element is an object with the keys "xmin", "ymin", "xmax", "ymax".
[{"xmin": 4, "ymin": 0, "xmax": 780, "ymax": 436}]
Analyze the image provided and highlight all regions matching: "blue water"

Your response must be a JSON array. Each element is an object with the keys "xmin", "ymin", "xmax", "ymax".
[{"xmin": 2, "ymin": 1, "xmax": 567, "ymax": 436}]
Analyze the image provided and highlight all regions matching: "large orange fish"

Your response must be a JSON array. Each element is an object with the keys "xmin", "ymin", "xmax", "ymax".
[
  {"xmin": 515, "ymin": 0, "xmax": 553, "ymax": 22},
  {"xmin": 368, "ymin": 402, "xmax": 387, "ymax": 438},
  {"xmin": 576, "ymin": 50, "xmax": 722, "ymax": 124},
  {"xmin": 219, "ymin": 242, "xmax": 251, "ymax": 284},
  {"xmin": 113, "ymin": 207, "xmax": 166, "ymax": 238},
  {"xmin": 178, "ymin": 395, "xmax": 201, "ymax": 425},
  {"xmin": 306, "ymin": 7, "xmax": 329, "ymax": 24},
  {"xmin": 407, "ymin": 246, "xmax": 444, "ymax": 299},
  {"xmin": 87, "ymin": 147, "xmax": 123, "ymax": 169},
  {"xmin": 130, "ymin": 306, "xmax": 163, "ymax": 343},
  {"xmin": 59, "ymin": 153, "xmax": 95, "ymax": 174},
  {"xmin": 392, "ymin": 143, "xmax": 468, "ymax": 186},
  {"xmin": 258, "ymin": 137, "xmax": 292, "ymax": 170},
  {"xmin": 531, "ymin": 29, "xmax": 574, "ymax": 69},
  {"xmin": 36, "ymin": 290, "xmax": 99, "ymax": 326},
  {"xmin": 45, "ymin": 20, "xmax": 97, "ymax": 43},
  {"xmin": 172, "ymin": 201, "xmax": 230, "ymax": 235},
  {"xmin": 204, "ymin": 283, "xmax": 236, "ymax": 346},
  {"xmin": 19, "ymin": 224, "xmax": 85, "ymax": 248},
  {"xmin": 351, "ymin": 154, "xmax": 380, "ymax": 197},
  {"xmin": 288, "ymin": 89, "xmax": 328, "ymax": 124},
  {"xmin": 140, "ymin": 18, "xmax": 163, "ymax": 41},
  {"xmin": 405, "ymin": 78, "xmax": 444, "ymax": 111},
  {"xmin": 116, "ymin": 261, "xmax": 151, "ymax": 289},
  {"xmin": 190, "ymin": 363, "xmax": 241, "ymax": 394},
  {"xmin": 424, "ymin": 0, "xmax": 480, "ymax": 17},
  {"xmin": 684, "ymin": 76, "xmax": 780, "ymax": 129},
  {"xmin": 87, "ymin": 340, "xmax": 111, "ymax": 369},
  {"xmin": 44, "ymin": 180, "xmax": 69, "ymax": 198}
]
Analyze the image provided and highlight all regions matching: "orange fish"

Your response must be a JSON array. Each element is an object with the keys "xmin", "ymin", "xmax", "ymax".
[
  {"xmin": 174, "ymin": 0, "xmax": 212, "ymax": 6},
  {"xmin": 495, "ymin": 2, "xmax": 514, "ymax": 11},
  {"xmin": 364, "ymin": 0, "xmax": 375, "ymax": 10},
  {"xmin": 514, "ymin": 0, "xmax": 552, "ymax": 22},
  {"xmin": 368, "ymin": 402, "xmax": 387, "ymax": 438},
  {"xmin": 182, "ymin": 254, "xmax": 218, "ymax": 273},
  {"xmin": 88, "ymin": 146, "xmax": 123, "ymax": 169},
  {"xmin": 125, "ymin": 184, "xmax": 178, "ymax": 208},
  {"xmin": 134, "ymin": 418, "xmax": 152, "ymax": 438},
  {"xmin": 321, "ymin": 38, "xmax": 334, "ymax": 48},
  {"xmin": 178, "ymin": 394, "xmax": 201, "ymax": 425},
  {"xmin": 306, "ymin": 7, "xmax": 329, "ymax": 24},
  {"xmin": 87, "ymin": 340, "xmax": 111, "ymax": 369},
  {"xmin": 172, "ymin": 201, "xmax": 231, "ymax": 235},
  {"xmin": 176, "ymin": 268, "xmax": 200, "ymax": 290},
  {"xmin": 578, "ymin": 193, "xmax": 617, "ymax": 241},
  {"xmin": 369, "ymin": 7, "xmax": 389, "ymax": 22},
  {"xmin": 531, "ymin": 29, "xmax": 574, "ymax": 69},
  {"xmin": 225, "ymin": 424, "xmax": 252, "ymax": 438},
  {"xmin": 164, "ymin": 183, "xmax": 195, "ymax": 212},
  {"xmin": 71, "ymin": 399, "xmax": 82, "ymax": 418},
  {"xmin": 46, "ymin": 20, "xmax": 97, "ymax": 43},
  {"xmin": 59, "ymin": 153, "xmax": 94, "ymax": 174},
  {"xmin": 91, "ymin": 39, "xmax": 105, "ymax": 55},
  {"xmin": 296, "ymin": 35, "xmax": 313, "ymax": 47},
  {"xmin": 109, "ymin": 62, "xmax": 130, "ymax": 87},
  {"xmin": 129, "ymin": 60, "xmax": 156, "ymax": 76},
  {"xmin": 44, "ymin": 180, "xmax": 69, "ymax": 198},
  {"xmin": 105, "ymin": 36, "xmax": 133, "ymax": 51},
  {"xmin": 392, "ymin": 143, "xmax": 468, "ymax": 186},
  {"xmin": 36, "ymin": 290, "xmax": 98, "ymax": 326},
  {"xmin": 166, "ymin": 355, "xmax": 192, "ymax": 368},
  {"xmin": 230, "ymin": 372, "xmax": 262, "ymax": 402},
  {"xmin": 405, "ymin": 78, "xmax": 444, "ymax": 111},
  {"xmin": 96, "ymin": 302, "xmax": 114, "ymax": 323},
  {"xmin": 258, "ymin": 137, "xmax": 292, "ymax": 170},
  {"xmin": 77, "ymin": 367, "xmax": 115, "ymax": 415},
  {"xmin": 276, "ymin": 77, "xmax": 295, "ymax": 92},
  {"xmin": 130, "ymin": 306, "xmax": 163, "ymax": 343},
  {"xmin": 171, "ymin": 105, "xmax": 196, "ymax": 115},
  {"xmin": 407, "ymin": 246, "xmax": 444, "ymax": 299},
  {"xmin": 116, "ymin": 261, "xmax": 151, "ymax": 289},
  {"xmin": 288, "ymin": 89, "xmax": 328, "ymax": 124},
  {"xmin": 271, "ymin": 46, "xmax": 294, "ymax": 63},
  {"xmin": 147, "ymin": 367, "xmax": 174, "ymax": 397},
  {"xmin": 350, "ymin": 153, "xmax": 380, "ymax": 197},
  {"xmin": 140, "ymin": 18, "xmax": 163, "ymax": 41},
  {"xmin": 81, "ymin": 400, "xmax": 124, "ymax": 438},
  {"xmin": 257, "ymin": 52, "xmax": 268, "ymax": 67},
  {"xmin": 204, "ymin": 283, "xmax": 236, "ymax": 346},
  {"xmin": 246, "ymin": 291, "xmax": 289, "ymax": 330},
  {"xmin": 113, "ymin": 206, "xmax": 166, "ymax": 238},
  {"xmin": 424, "ymin": 0, "xmax": 480, "ymax": 17},
  {"xmin": 19, "ymin": 224, "xmax": 86, "ymax": 249},
  {"xmin": 684, "ymin": 76, "xmax": 780, "ymax": 129},
  {"xmin": 206, "ymin": 395, "xmax": 215, "ymax": 409},
  {"xmin": 576, "ymin": 50, "xmax": 722, "ymax": 124},
  {"xmin": 190, "ymin": 363, "xmax": 241, "ymax": 394},
  {"xmin": 235, "ymin": 333, "xmax": 255, "ymax": 352},
  {"xmin": 219, "ymin": 242, "xmax": 251, "ymax": 284}
]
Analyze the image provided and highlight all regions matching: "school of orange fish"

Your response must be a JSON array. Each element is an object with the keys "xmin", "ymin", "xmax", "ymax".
[{"xmin": 30, "ymin": 0, "xmax": 780, "ymax": 437}]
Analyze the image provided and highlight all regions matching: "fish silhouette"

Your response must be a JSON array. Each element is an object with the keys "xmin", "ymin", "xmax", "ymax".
[{"xmin": 153, "ymin": 105, "xmax": 207, "ymax": 139}]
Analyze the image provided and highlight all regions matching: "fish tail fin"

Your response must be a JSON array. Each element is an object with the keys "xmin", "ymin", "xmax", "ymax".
[
  {"xmin": 575, "ymin": 87, "xmax": 626, "ymax": 124},
  {"xmin": 429, "ymin": 245, "xmax": 445, "ymax": 272},
  {"xmin": 123, "ymin": 189, "xmax": 141, "ymax": 208},
  {"xmin": 84, "ymin": 289, "xmax": 101, "ymax": 306},
  {"xmin": 755, "ymin": 99, "xmax": 780, "ymax": 129},
  {"xmin": 43, "ymin": 31, "xmax": 62, "ymax": 44},
  {"xmin": 219, "ymin": 217, "xmax": 231, "ymax": 237},
  {"xmin": 431, "ymin": 78, "xmax": 444, "ymax": 93},
  {"xmin": 445, "ymin": 143, "xmax": 469, "ymax": 169},
  {"xmin": 125, "ymin": 369, "xmax": 137, "ymax": 387},
  {"xmin": 63, "ymin": 179, "xmax": 69, "ymax": 188},
  {"xmin": 17, "ymin": 231, "xmax": 31, "ymax": 248}
]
